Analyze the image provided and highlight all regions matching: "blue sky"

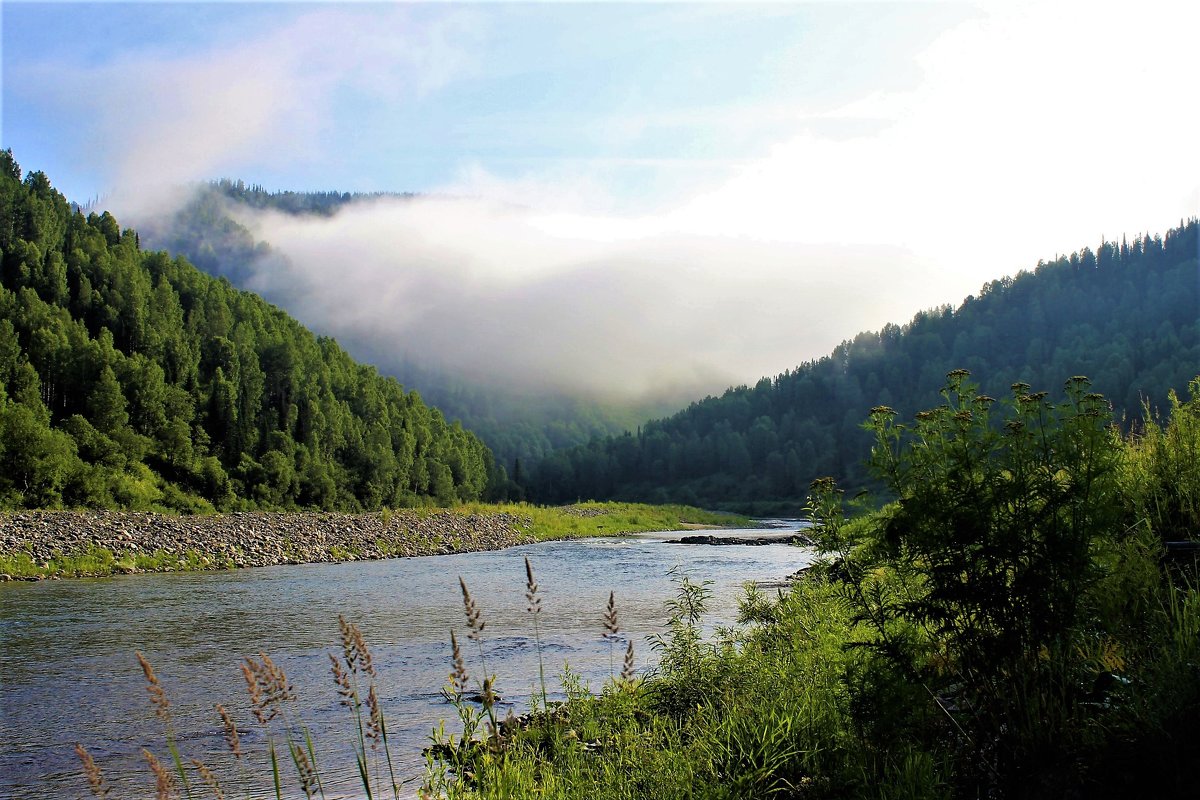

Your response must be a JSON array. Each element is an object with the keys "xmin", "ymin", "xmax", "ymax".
[
  {"xmin": 3, "ymin": 2, "xmax": 970, "ymax": 207},
  {"xmin": 3, "ymin": 2, "xmax": 1199, "ymax": 399}
]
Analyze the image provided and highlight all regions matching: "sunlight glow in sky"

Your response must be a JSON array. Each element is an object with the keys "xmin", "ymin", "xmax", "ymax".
[{"xmin": 3, "ymin": 1, "xmax": 1198, "ymax": 399}]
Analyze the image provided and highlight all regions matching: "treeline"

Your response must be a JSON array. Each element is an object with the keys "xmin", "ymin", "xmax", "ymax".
[
  {"xmin": 0, "ymin": 151, "xmax": 495, "ymax": 512},
  {"xmin": 139, "ymin": 184, "xmax": 645, "ymax": 473},
  {"xmin": 527, "ymin": 220, "xmax": 1200, "ymax": 511},
  {"xmin": 210, "ymin": 178, "xmax": 418, "ymax": 216},
  {"xmin": 391, "ymin": 356, "xmax": 654, "ymax": 491}
]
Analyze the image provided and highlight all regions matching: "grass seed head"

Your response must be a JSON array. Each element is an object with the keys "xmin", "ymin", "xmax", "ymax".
[
  {"xmin": 190, "ymin": 758, "xmax": 225, "ymax": 800},
  {"xmin": 136, "ymin": 651, "xmax": 171, "ymax": 724},
  {"xmin": 603, "ymin": 591, "xmax": 619, "ymax": 639},
  {"xmin": 215, "ymin": 703, "xmax": 242, "ymax": 759},
  {"xmin": 241, "ymin": 659, "xmax": 275, "ymax": 725},
  {"xmin": 291, "ymin": 743, "xmax": 318, "ymax": 799},
  {"xmin": 459, "ymin": 577, "xmax": 485, "ymax": 642},
  {"xmin": 350, "ymin": 622, "xmax": 376, "ymax": 678},
  {"xmin": 448, "ymin": 630, "xmax": 469, "ymax": 697},
  {"xmin": 366, "ymin": 684, "xmax": 383, "ymax": 749},
  {"xmin": 524, "ymin": 557, "xmax": 541, "ymax": 615},
  {"xmin": 329, "ymin": 652, "xmax": 356, "ymax": 707},
  {"xmin": 75, "ymin": 743, "xmax": 110, "ymax": 799},
  {"xmin": 143, "ymin": 748, "xmax": 175, "ymax": 800},
  {"xmin": 338, "ymin": 614, "xmax": 356, "ymax": 671}
]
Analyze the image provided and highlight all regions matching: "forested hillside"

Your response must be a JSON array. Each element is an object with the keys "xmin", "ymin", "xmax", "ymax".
[
  {"xmin": 137, "ymin": 180, "xmax": 644, "ymax": 472},
  {"xmin": 528, "ymin": 220, "xmax": 1200, "ymax": 511},
  {"xmin": 0, "ymin": 152, "xmax": 495, "ymax": 512}
]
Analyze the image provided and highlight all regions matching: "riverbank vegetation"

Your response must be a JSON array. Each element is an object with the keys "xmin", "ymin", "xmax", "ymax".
[
  {"xmin": 76, "ymin": 373, "xmax": 1200, "ymax": 799},
  {"xmin": 425, "ymin": 373, "xmax": 1200, "ymax": 799},
  {"xmin": 0, "ymin": 152, "xmax": 494, "ymax": 513},
  {"xmin": 526, "ymin": 220, "xmax": 1199, "ymax": 513},
  {"xmin": 473, "ymin": 501, "xmax": 751, "ymax": 542}
]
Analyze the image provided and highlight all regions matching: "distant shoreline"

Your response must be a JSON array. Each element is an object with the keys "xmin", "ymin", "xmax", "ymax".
[{"xmin": 0, "ymin": 504, "xmax": 752, "ymax": 581}]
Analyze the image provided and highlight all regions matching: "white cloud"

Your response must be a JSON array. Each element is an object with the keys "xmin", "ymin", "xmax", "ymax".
[
  {"xmin": 13, "ymin": 5, "xmax": 483, "ymax": 216},
  {"xmin": 661, "ymin": 1, "xmax": 1200, "ymax": 300}
]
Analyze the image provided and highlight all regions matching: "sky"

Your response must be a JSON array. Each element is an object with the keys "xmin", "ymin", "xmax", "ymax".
[{"xmin": 3, "ymin": 1, "xmax": 1199, "ymax": 402}]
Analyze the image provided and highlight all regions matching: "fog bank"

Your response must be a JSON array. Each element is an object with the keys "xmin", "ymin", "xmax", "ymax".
[{"xmin": 217, "ymin": 195, "xmax": 941, "ymax": 402}]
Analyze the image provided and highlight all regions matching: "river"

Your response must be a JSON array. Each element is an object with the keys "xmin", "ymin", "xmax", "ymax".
[{"xmin": 0, "ymin": 524, "xmax": 813, "ymax": 799}]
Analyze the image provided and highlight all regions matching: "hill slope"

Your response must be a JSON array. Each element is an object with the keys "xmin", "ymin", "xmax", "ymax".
[
  {"xmin": 135, "ymin": 180, "xmax": 651, "ymax": 476},
  {"xmin": 0, "ymin": 152, "xmax": 494, "ymax": 512},
  {"xmin": 526, "ymin": 220, "xmax": 1200, "ymax": 511}
]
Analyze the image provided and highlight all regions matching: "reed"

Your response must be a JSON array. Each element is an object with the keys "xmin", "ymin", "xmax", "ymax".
[{"xmin": 332, "ymin": 614, "xmax": 401, "ymax": 800}]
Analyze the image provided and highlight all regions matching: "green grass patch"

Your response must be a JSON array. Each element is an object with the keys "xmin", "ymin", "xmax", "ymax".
[
  {"xmin": 455, "ymin": 501, "xmax": 754, "ymax": 541},
  {"xmin": 0, "ymin": 545, "xmax": 223, "ymax": 579}
]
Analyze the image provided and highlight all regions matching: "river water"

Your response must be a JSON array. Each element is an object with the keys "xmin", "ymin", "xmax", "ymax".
[{"xmin": 0, "ymin": 524, "xmax": 813, "ymax": 799}]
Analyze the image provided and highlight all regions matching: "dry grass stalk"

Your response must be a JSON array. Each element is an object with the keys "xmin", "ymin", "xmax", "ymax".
[
  {"xmin": 351, "ymin": 623, "xmax": 376, "ymax": 678},
  {"xmin": 241, "ymin": 654, "xmax": 293, "ymax": 725},
  {"xmin": 603, "ymin": 591, "xmax": 619, "ymax": 640},
  {"xmin": 74, "ymin": 743, "xmax": 110, "ymax": 799},
  {"xmin": 622, "ymin": 639, "xmax": 636, "ymax": 682},
  {"xmin": 258, "ymin": 652, "xmax": 296, "ymax": 704},
  {"xmin": 337, "ymin": 614, "xmax": 376, "ymax": 677},
  {"xmin": 525, "ymin": 556, "xmax": 549, "ymax": 701},
  {"xmin": 143, "ymin": 748, "xmax": 175, "ymax": 800},
  {"xmin": 449, "ymin": 630, "xmax": 469, "ymax": 698},
  {"xmin": 366, "ymin": 684, "xmax": 384, "ymax": 749},
  {"xmin": 215, "ymin": 704, "xmax": 242, "ymax": 759},
  {"xmin": 136, "ymin": 651, "xmax": 171, "ymax": 723},
  {"xmin": 240, "ymin": 661, "xmax": 270, "ymax": 725},
  {"xmin": 291, "ymin": 743, "xmax": 318, "ymax": 799},
  {"xmin": 524, "ymin": 556, "xmax": 541, "ymax": 615},
  {"xmin": 459, "ymin": 577, "xmax": 485, "ymax": 642},
  {"xmin": 190, "ymin": 758, "xmax": 225, "ymax": 800},
  {"xmin": 329, "ymin": 651, "xmax": 357, "ymax": 707},
  {"xmin": 338, "ymin": 614, "xmax": 356, "ymax": 670}
]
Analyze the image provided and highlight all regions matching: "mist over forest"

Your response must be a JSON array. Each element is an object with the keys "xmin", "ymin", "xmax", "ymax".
[{"xmin": 132, "ymin": 180, "xmax": 940, "ymax": 406}]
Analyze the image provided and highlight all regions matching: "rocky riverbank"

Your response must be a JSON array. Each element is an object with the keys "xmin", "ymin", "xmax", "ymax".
[{"xmin": 0, "ymin": 509, "xmax": 537, "ymax": 580}]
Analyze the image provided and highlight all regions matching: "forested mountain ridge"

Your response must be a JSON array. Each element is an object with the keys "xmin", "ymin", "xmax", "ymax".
[
  {"xmin": 137, "ymin": 181, "xmax": 650, "ymax": 472},
  {"xmin": 0, "ymin": 151, "xmax": 495, "ymax": 512},
  {"xmin": 527, "ymin": 220, "xmax": 1200, "ymax": 512}
]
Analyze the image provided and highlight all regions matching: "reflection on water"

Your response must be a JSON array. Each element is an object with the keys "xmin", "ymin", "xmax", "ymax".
[{"xmin": 0, "ymin": 524, "xmax": 812, "ymax": 799}]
